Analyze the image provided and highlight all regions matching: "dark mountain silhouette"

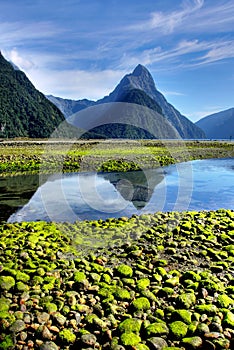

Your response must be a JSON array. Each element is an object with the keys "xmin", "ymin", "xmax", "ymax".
[
  {"xmin": 0, "ymin": 52, "xmax": 67, "ymax": 138},
  {"xmin": 196, "ymin": 108, "xmax": 234, "ymax": 139}
]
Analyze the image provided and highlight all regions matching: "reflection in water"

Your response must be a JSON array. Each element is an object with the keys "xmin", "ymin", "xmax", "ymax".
[
  {"xmin": 3, "ymin": 158, "xmax": 234, "ymax": 223},
  {"xmin": 103, "ymin": 169, "xmax": 164, "ymax": 209},
  {"xmin": 0, "ymin": 174, "xmax": 50, "ymax": 222}
]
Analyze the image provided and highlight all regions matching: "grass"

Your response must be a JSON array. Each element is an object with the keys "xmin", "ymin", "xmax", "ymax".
[{"xmin": 0, "ymin": 139, "xmax": 233, "ymax": 176}]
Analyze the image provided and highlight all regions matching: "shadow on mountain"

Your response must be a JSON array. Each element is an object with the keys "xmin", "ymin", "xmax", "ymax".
[{"xmin": 103, "ymin": 168, "xmax": 164, "ymax": 209}]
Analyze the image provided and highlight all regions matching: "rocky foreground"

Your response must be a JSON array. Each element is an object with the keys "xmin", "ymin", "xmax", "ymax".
[{"xmin": 1, "ymin": 209, "xmax": 234, "ymax": 349}]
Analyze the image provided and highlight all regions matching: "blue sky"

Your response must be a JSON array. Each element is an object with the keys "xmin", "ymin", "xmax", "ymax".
[{"xmin": 1, "ymin": 0, "xmax": 233, "ymax": 121}]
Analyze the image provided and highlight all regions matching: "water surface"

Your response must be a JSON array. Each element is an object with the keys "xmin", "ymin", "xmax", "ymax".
[{"xmin": 5, "ymin": 158, "xmax": 234, "ymax": 222}]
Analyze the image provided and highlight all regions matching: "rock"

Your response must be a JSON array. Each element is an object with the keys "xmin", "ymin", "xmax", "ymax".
[
  {"xmin": 146, "ymin": 322, "xmax": 169, "ymax": 336},
  {"xmin": 132, "ymin": 297, "xmax": 151, "ymax": 311},
  {"xmin": 0, "ymin": 275, "xmax": 15, "ymax": 290},
  {"xmin": 42, "ymin": 326, "xmax": 53, "ymax": 340},
  {"xmin": 181, "ymin": 336, "xmax": 203, "ymax": 349},
  {"xmin": 120, "ymin": 332, "xmax": 141, "ymax": 346},
  {"xmin": 118, "ymin": 318, "xmax": 142, "ymax": 334},
  {"xmin": 52, "ymin": 312, "xmax": 66, "ymax": 326},
  {"xmin": 169, "ymin": 321, "xmax": 188, "ymax": 339},
  {"xmin": 39, "ymin": 341, "xmax": 59, "ymax": 350},
  {"xmin": 37, "ymin": 312, "xmax": 50, "ymax": 324},
  {"xmin": 10, "ymin": 320, "xmax": 26, "ymax": 332},
  {"xmin": 147, "ymin": 337, "xmax": 168, "ymax": 349},
  {"xmin": 81, "ymin": 333, "xmax": 97, "ymax": 346}
]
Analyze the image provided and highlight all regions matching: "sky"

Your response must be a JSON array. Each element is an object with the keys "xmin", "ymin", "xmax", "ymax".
[{"xmin": 1, "ymin": 0, "xmax": 233, "ymax": 122}]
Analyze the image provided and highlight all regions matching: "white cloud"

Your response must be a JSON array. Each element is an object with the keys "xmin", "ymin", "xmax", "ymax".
[
  {"xmin": 128, "ymin": 0, "xmax": 234, "ymax": 35},
  {"xmin": 3, "ymin": 48, "xmax": 35, "ymax": 70},
  {"xmin": 120, "ymin": 39, "xmax": 234, "ymax": 70},
  {"xmin": 1, "ymin": 21, "xmax": 62, "ymax": 46},
  {"xmin": 25, "ymin": 67, "xmax": 126, "ymax": 100}
]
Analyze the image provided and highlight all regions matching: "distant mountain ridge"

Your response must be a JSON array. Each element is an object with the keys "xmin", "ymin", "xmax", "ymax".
[
  {"xmin": 48, "ymin": 64, "xmax": 205, "ymax": 139},
  {"xmin": 196, "ymin": 108, "xmax": 234, "ymax": 139}
]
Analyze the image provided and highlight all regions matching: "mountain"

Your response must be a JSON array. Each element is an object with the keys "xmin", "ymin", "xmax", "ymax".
[
  {"xmin": 0, "ymin": 52, "xmax": 67, "ymax": 138},
  {"xmin": 47, "ymin": 95, "xmax": 95, "ymax": 118},
  {"xmin": 196, "ymin": 108, "xmax": 234, "ymax": 140},
  {"xmin": 49, "ymin": 64, "xmax": 205, "ymax": 139},
  {"xmin": 97, "ymin": 64, "xmax": 205, "ymax": 139}
]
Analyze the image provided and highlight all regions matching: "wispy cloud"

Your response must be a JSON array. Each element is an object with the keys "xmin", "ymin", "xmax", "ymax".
[
  {"xmin": 128, "ymin": 0, "xmax": 234, "ymax": 35},
  {"xmin": 1, "ymin": 21, "xmax": 62, "ymax": 46},
  {"xmin": 120, "ymin": 39, "xmax": 234, "ymax": 70}
]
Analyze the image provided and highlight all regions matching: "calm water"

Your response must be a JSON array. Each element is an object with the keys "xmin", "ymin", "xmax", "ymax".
[{"xmin": 4, "ymin": 158, "xmax": 234, "ymax": 223}]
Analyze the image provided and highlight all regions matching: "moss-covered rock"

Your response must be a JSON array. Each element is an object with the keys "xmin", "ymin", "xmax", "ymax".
[
  {"xmin": 116, "ymin": 264, "xmax": 133, "ymax": 277},
  {"xmin": 169, "ymin": 321, "xmax": 188, "ymax": 339},
  {"xmin": 120, "ymin": 332, "xmax": 141, "ymax": 346},
  {"xmin": 145, "ymin": 322, "xmax": 169, "ymax": 336},
  {"xmin": 0, "ymin": 276, "xmax": 15, "ymax": 291},
  {"xmin": 58, "ymin": 329, "xmax": 76, "ymax": 344},
  {"xmin": 132, "ymin": 297, "xmax": 151, "ymax": 311},
  {"xmin": 118, "ymin": 318, "xmax": 142, "ymax": 334}
]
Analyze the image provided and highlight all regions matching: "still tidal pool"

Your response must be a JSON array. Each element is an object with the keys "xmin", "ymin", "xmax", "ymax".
[{"xmin": 4, "ymin": 158, "xmax": 234, "ymax": 223}]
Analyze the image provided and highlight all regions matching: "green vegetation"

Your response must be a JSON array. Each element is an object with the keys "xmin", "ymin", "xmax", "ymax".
[
  {"xmin": 0, "ymin": 139, "xmax": 233, "ymax": 176},
  {"xmin": 0, "ymin": 210, "xmax": 234, "ymax": 348},
  {"xmin": 0, "ymin": 53, "xmax": 69, "ymax": 138}
]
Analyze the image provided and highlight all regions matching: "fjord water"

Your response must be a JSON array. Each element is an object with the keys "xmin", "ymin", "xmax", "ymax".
[{"xmin": 6, "ymin": 158, "xmax": 234, "ymax": 223}]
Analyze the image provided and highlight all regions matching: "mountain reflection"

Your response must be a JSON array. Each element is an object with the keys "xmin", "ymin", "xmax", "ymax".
[{"xmin": 103, "ymin": 169, "xmax": 164, "ymax": 209}]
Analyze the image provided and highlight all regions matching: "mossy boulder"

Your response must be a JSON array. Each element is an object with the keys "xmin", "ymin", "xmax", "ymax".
[
  {"xmin": 195, "ymin": 304, "xmax": 217, "ymax": 316},
  {"xmin": 120, "ymin": 332, "xmax": 141, "ymax": 346},
  {"xmin": 169, "ymin": 321, "xmax": 188, "ymax": 339},
  {"xmin": 223, "ymin": 311, "xmax": 234, "ymax": 327},
  {"xmin": 146, "ymin": 322, "xmax": 169, "ymax": 336},
  {"xmin": 58, "ymin": 329, "xmax": 76, "ymax": 344},
  {"xmin": 132, "ymin": 297, "xmax": 150, "ymax": 311},
  {"xmin": 0, "ymin": 276, "xmax": 15, "ymax": 291},
  {"xmin": 118, "ymin": 318, "xmax": 142, "ymax": 334},
  {"xmin": 74, "ymin": 271, "xmax": 86, "ymax": 283},
  {"xmin": 217, "ymin": 294, "xmax": 234, "ymax": 308},
  {"xmin": 136, "ymin": 278, "xmax": 150, "ymax": 290},
  {"xmin": 177, "ymin": 293, "xmax": 196, "ymax": 309},
  {"xmin": 116, "ymin": 264, "xmax": 133, "ymax": 277},
  {"xmin": 181, "ymin": 336, "xmax": 203, "ymax": 349},
  {"xmin": 172, "ymin": 309, "xmax": 192, "ymax": 324}
]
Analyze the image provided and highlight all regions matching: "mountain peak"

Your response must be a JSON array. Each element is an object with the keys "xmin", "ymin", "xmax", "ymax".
[{"xmin": 132, "ymin": 64, "xmax": 150, "ymax": 77}]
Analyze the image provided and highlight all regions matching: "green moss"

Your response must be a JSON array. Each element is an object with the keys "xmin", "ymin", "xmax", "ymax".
[
  {"xmin": 116, "ymin": 264, "xmax": 133, "ymax": 277},
  {"xmin": 120, "ymin": 332, "xmax": 141, "ymax": 346},
  {"xmin": 172, "ymin": 310, "xmax": 192, "ymax": 324},
  {"xmin": 15, "ymin": 271, "xmax": 30, "ymax": 282},
  {"xmin": 177, "ymin": 292, "xmax": 196, "ymax": 309},
  {"xmin": 59, "ymin": 329, "xmax": 76, "ymax": 344},
  {"xmin": 114, "ymin": 287, "xmax": 131, "ymax": 300},
  {"xmin": 134, "ymin": 345, "xmax": 150, "ymax": 350},
  {"xmin": 0, "ymin": 276, "xmax": 15, "ymax": 291},
  {"xmin": 181, "ymin": 336, "xmax": 202, "ymax": 349},
  {"xmin": 0, "ymin": 297, "xmax": 10, "ymax": 312},
  {"xmin": 0, "ymin": 334, "xmax": 14, "ymax": 350},
  {"xmin": 195, "ymin": 304, "xmax": 218, "ymax": 316},
  {"xmin": 136, "ymin": 278, "xmax": 150, "ymax": 290},
  {"xmin": 118, "ymin": 318, "xmax": 142, "ymax": 334},
  {"xmin": 169, "ymin": 321, "xmax": 188, "ymax": 339},
  {"xmin": 223, "ymin": 311, "xmax": 234, "ymax": 327},
  {"xmin": 74, "ymin": 271, "xmax": 86, "ymax": 283},
  {"xmin": 132, "ymin": 297, "xmax": 150, "ymax": 311},
  {"xmin": 217, "ymin": 294, "xmax": 234, "ymax": 308},
  {"xmin": 146, "ymin": 322, "xmax": 169, "ymax": 336}
]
